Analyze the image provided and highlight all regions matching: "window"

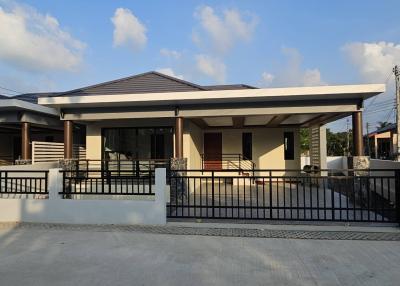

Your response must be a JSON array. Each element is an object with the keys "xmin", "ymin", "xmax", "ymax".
[
  {"xmin": 242, "ymin": 132, "xmax": 252, "ymax": 160},
  {"xmin": 45, "ymin": 136, "xmax": 54, "ymax": 142},
  {"xmin": 103, "ymin": 127, "xmax": 173, "ymax": 160},
  {"xmin": 284, "ymin": 132, "xmax": 294, "ymax": 160}
]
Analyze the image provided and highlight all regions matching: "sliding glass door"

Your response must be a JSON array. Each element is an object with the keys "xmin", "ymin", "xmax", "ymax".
[{"xmin": 103, "ymin": 127, "xmax": 173, "ymax": 160}]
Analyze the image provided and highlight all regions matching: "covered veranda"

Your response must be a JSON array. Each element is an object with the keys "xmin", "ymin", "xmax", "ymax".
[{"xmin": 39, "ymin": 83, "xmax": 385, "ymax": 172}]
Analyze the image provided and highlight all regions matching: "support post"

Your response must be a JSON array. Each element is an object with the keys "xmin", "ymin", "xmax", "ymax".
[
  {"xmin": 175, "ymin": 117, "xmax": 183, "ymax": 159},
  {"xmin": 21, "ymin": 122, "xmax": 31, "ymax": 160},
  {"xmin": 64, "ymin": 120, "xmax": 73, "ymax": 159},
  {"xmin": 352, "ymin": 111, "xmax": 363, "ymax": 156}
]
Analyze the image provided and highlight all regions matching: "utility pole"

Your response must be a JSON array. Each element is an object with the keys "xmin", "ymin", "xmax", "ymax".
[
  {"xmin": 394, "ymin": 65, "xmax": 400, "ymax": 161},
  {"xmin": 346, "ymin": 118, "xmax": 350, "ymax": 156},
  {"xmin": 366, "ymin": 122, "xmax": 370, "ymax": 156}
]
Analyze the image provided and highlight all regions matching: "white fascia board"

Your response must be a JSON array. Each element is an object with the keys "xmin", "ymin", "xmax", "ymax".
[
  {"xmin": 38, "ymin": 84, "xmax": 386, "ymax": 108},
  {"xmin": 0, "ymin": 99, "xmax": 59, "ymax": 116}
]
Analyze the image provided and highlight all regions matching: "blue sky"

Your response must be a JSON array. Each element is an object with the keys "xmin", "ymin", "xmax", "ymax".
[{"xmin": 0, "ymin": 0, "xmax": 399, "ymax": 132}]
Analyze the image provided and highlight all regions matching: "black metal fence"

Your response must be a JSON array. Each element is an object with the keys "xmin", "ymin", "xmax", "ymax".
[
  {"xmin": 60, "ymin": 169, "xmax": 155, "ymax": 197},
  {"xmin": 168, "ymin": 169, "xmax": 400, "ymax": 223},
  {"xmin": 0, "ymin": 170, "xmax": 48, "ymax": 195}
]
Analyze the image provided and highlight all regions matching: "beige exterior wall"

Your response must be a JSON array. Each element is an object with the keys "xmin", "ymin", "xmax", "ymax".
[
  {"xmin": 183, "ymin": 120, "xmax": 203, "ymax": 170},
  {"xmin": 86, "ymin": 124, "xmax": 102, "ymax": 160},
  {"xmin": 84, "ymin": 119, "xmax": 300, "ymax": 174},
  {"xmin": 182, "ymin": 124, "xmax": 301, "ymax": 174}
]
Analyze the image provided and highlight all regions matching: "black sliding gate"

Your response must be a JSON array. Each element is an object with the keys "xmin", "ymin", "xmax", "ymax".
[{"xmin": 167, "ymin": 169, "xmax": 400, "ymax": 223}]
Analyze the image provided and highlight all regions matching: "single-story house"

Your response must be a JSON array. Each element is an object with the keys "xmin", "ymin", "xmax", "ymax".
[
  {"xmin": 368, "ymin": 123, "xmax": 397, "ymax": 160},
  {"xmin": 37, "ymin": 71, "xmax": 385, "ymax": 173}
]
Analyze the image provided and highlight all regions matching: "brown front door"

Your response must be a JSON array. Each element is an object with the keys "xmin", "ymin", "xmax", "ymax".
[{"xmin": 204, "ymin": 132, "xmax": 222, "ymax": 170}]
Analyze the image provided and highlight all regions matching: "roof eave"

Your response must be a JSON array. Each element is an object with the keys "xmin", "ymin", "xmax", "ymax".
[{"xmin": 38, "ymin": 84, "xmax": 386, "ymax": 109}]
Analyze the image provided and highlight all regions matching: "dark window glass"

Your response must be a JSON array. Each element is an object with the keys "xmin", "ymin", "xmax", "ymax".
[
  {"xmin": 242, "ymin": 132, "xmax": 252, "ymax": 160},
  {"xmin": 45, "ymin": 136, "xmax": 54, "ymax": 142},
  {"xmin": 284, "ymin": 132, "xmax": 294, "ymax": 160},
  {"xmin": 103, "ymin": 127, "xmax": 173, "ymax": 160}
]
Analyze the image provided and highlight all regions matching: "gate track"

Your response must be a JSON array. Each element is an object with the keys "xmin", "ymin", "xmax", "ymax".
[{"xmin": 0, "ymin": 222, "xmax": 399, "ymax": 241}]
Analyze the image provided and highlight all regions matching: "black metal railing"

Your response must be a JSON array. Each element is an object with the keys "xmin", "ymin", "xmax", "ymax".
[
  {"xmin": 168, "ymin": 169, "xmax": 400, "ymax": 223},
  {"xmin": 60, "ymin": 169, "xmax": 155, "ymax": 197},
  {"xmin": 200, "ymin": 153, "xmax": 255, "ymax": 174},
  {"xmin": 0, "ymin": 170, "xmax": 48, "ymax": 195},
  {"xmin": 76, "ymin": 159, "xmax": 170, "ymax": 177}
]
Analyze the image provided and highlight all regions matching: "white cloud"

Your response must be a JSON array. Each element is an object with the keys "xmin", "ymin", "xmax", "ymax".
[
  {"xmin": 194, "ymin": 6, "xmax": 257, "ymax": 54},
  {"xmin": 261, "ymin": 72, "xmax": 274, "ymax": 86},
  {"xmin": 0, "ymin": 4, "xmax": 85, "ymax": 72},
  {"xmin": 111, "ymin": 8, "xmax": 147, "ymax": 51},
  {"xmin": 156, "ymin": 68, "xmax": 184, "ymax": 80},
  {"xmin": 261, "ymin": 47, "xmax": 325, "ymax": 87},
  {"xmin": 195, "ymin": 54, "xmax": 226, "ymax": 83},
  {"xmin": 160, "ymin": 48, "xmax": 181, "ymax": 59},
  {"xmin": 342, "ymin": 41, "xmax": 400, "ymax": 82}
]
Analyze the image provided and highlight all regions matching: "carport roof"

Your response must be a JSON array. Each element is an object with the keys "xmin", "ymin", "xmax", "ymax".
[{"xmin": 0, "ymin": 98, "xmax": 58, "ymax": 116}]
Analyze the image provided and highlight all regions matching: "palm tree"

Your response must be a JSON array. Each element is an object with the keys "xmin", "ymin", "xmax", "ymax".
[{"xmin": 377, "ymin": 121, "xmax": 390, "ymax": 129}]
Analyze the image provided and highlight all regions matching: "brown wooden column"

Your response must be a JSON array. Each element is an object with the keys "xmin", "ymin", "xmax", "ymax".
[
  {"xmin": 175, "ymin": 117, "xmax": 183, "ymax": 158},
  {"xmin": 352, "ymin": 111, "xmax": 363, "ymax": 156},
  {"xmin": 64, "ymin": 120, "xmax": 73, "ymax": 159},
  {"xmin": 21, "ymin": 122, "xmax": 31, "ymax": 160}
]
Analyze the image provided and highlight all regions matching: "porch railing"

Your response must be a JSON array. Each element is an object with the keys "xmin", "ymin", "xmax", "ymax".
[
  {"xmin": 76, "ymin": 159, "xmax": 170, "ymax": 176},
  {"xmin": 200, "ymin": 153, "xmax": 255, "ymax": 174},
  {"xmin": 168, "ymin": 169, "xmax": 400, "ymax": 223},
  {"xmin": 0, "ymin": 170, "xmax": 48, "ymax": 195}
]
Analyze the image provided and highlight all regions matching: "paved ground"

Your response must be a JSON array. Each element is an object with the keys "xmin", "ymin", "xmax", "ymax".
[{"xmin": 0, "ymin": 223, "xmax": 399, "ymax": 285}]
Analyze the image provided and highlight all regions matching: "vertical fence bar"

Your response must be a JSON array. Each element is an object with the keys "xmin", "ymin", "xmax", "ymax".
[
  {"xmin": 269, "ymin": 171, "xmax": 272, "ymax": 219},
  {"xmin": 212, "ymin": 171, "xmax": 215, "ymax": 218},
  {"xmin": 4, "ymin": 172, "xmax": 7, "ymax": 194},
  {"xmin": 396, "ymin": 170, "xmax": 400, "ymax": 226}
]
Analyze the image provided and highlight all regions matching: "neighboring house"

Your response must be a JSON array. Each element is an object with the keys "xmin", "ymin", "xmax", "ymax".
[
  {"xmin": 36, "ymin": 71, "xmax": 385, "ymax": 174},
  {"xmin": 0, "ymin": 93, "xmax": 64, "ymax": 164},
  {"xmin": 368, "ymin": 123, "xmax": 398, "ymax": 160}
]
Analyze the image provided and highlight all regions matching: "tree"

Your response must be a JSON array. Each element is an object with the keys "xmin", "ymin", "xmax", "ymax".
[
  {"xmin": 326, "ymin": 129, "xmax": 352, "ymax": 156},
  {"xmin": 300, "ymin": 128, "xmax": 354, "ymax": 156},
  {"xmin": 299, "ymin": 128, "xmax": 310, "ymax": 155},
  {"xmin": 377, "ymin": 121, "xmax": 390, "ymax": 129}
]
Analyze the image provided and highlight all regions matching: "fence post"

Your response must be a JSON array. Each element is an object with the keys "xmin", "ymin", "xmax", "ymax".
[
  {"xmin": 155, "ymin": 168, "xmax": 167, "ymax": 225},
  {"xmin": 396, "ymin": 169, "xmax": 400, "ymax": 226},
  {"xmin": 48, "ymin": 168, "xmax": 62, "ymax": 200}
]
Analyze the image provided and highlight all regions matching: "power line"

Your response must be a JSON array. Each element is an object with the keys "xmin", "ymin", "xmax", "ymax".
[
  {"xmin": 0, "ymin": 85, "xmax": 22, "ymax": 95},
  {"xmin": 364, "ymin": 71, "xmax": 394, "ymax": 111}
]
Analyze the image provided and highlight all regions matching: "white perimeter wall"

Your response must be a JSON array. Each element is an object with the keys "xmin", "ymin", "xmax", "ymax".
[
  {"xmin": 301, "ymin": 156, "xmax": 348, "ymax": 170},
  {"xmin": 0, "ymin": 168, "xmax": 167, "ymax": 225}
]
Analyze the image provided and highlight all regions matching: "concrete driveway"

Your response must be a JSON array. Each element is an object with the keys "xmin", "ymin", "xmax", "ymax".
[{"xmin": 0, "ymin": 224, "xmax": 399, "ymax": 286}]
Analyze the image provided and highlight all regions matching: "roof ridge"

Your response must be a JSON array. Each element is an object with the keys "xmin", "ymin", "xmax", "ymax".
[
  {"xmin": 150, "ymin": 71, "xmax": 207, "ymax": 91},
  {"xmin": 57, "ymin": 71, "xmax": 205, "ymax": 96}
]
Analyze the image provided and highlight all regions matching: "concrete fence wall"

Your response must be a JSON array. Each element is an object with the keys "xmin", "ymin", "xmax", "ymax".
[
  {"xmin": 0, "ymin": 168, "xmax": 167, "ymax": 225},
  {"xmin": 301, "ymin": 156, "xmax": 348, "ymax": 170}
]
